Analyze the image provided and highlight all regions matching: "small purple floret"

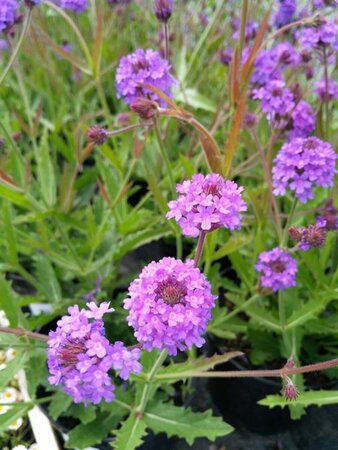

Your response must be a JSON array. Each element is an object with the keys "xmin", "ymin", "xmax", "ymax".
[
  {"xmin": 0, "ymin": 0, "xmax": 18, "ymax": 32},
  {"xmin": 255, "ymin": 248, "xmax": 298, "ymax": 292},
  {"xmin": 58, "ymin": 0, "xmax": 88, "ymax": 13},
  {"xmin": 124, "ymin": 257, "xmax": 216, "ymax": 355},
  {"xmin": 274, "ymin": 0, "xmax": 297, "ymax": 28}
]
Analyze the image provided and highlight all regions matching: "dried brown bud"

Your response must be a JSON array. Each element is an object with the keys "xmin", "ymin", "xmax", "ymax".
[
  {"xmin": 130, "ymin": 97, "xmax": 158, "ymax": 120},
  {"xmin": 288, "ymin": 226, "xmax": 304, "ymax": 242},
  {"xmin": 87, "ymin": 125, "xmax": 108, "ymax": 145}
]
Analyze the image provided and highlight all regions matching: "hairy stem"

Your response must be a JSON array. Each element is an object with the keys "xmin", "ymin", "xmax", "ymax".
[
  {"xmin": 0, "ymin": 327, "xmax": 48, "ymax": 342},
  {"xmin": 194, "ymin": 231, "xmax": 207, "ymax": 267}
]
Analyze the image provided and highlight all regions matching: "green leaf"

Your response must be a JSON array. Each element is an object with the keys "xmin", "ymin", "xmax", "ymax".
[
  {"xmin": 212, "ymin": 234, "xmax": 252, "ymax": 261},
  {"xmin": 246, "ymin": 307, "xmax": 282, "ymax": 332},
  {"xmin": 49, "ymin": 391, "xmax": 73, "ymax": 421},
  {"xmin": 0, "ymin": 277, "xmax": 20, "ymax": 327},
  {"xmin": 259, "ymin": 390, "xmax": 338, "ymax": 409},
  {"xmin": 145, "ymin": 403, "xmax": 233, "ymax": 445},
  {"xmin": 2, "ymin": 201, "xmax": 18, "ymax": 266},
  {"xmin": 0, "ymin": 404, "xmax": 31, "ymax": 433},
  {"xmin": 0, "ymin": 351, "xmax": 27, "ymax": 391},
  {"xmin": 156, "ymin": 352, "xmax": 242, "ymax": 382},
  {"xmin": 66, "ymin": 412, "xmax": 122, "ymax": 450},
  {"xmin": 0, "ymin": 182, "xmax": 33, "ymax": 209},
  {"xmin": 70, "ymin": 403, "xmax": 96, "ymax": 425},
  {"xmin": 36, "ymin": 128, "xmax": 57, "ymax": 207},
  {"xmin": 175, "ymin": 88, "xmax": 217, "ymax": 112},
  {"xmin": 113, "ymin": 414, "xmax": 147, "ymax": 450},
  {"xmin": 35, "ymin": 254, "xmax": 62, "ymax": 302}
]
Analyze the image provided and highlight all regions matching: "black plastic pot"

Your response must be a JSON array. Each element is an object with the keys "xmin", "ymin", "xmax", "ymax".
[{"xmin": 207, "ymin": 356, "xmax": 293, "ymax": 435}]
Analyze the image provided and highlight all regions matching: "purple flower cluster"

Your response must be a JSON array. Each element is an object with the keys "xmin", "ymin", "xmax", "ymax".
[
  {"xmin": 298, "ymin": 18, "xmax": 338, "ymax": 51},
  {"xmin": 272, "ymin": 137, "xmax": 337, "ymax": 203},
  {"xmin": 166, "ymin": 174, "xmax": 247, "ymax": 238},
  {"xmin": 252, "ymin": 80, "xmax": 295, "ymax": 128},
  {"xmin": 58, "ymin": 0, "xmax": 88, "ymax": 13},
  {"xmin": 47, "ymin": 302, "xmax": 142, "ymax": 404},
  {"xmin": 115, "ymin": 48, "xmax": 175, "ymax": 106},
  {"xmin": 0, "ymin": 0, "xmax": 18, "ymax": 32},
  {"xmin": 274, "ymin": 0, "xmax": 297, "ymax": 28},
  {"xmin": 315, "ymin": 79, "xmax": 338, "ymax": 101},
  {"xmin": 313, "ymin": 0, "xmax": 337, "ymax": 8},
  {"xmin": 124, "ymin": 257, "xmax": 216, "ymax": 355},
  {"xmin": 255, "ymin": 248, "xmax": 298, "ymax": 292},
  {"xmin": 288, "ymin": 100, "xmax": 315, "ymax": 139}
]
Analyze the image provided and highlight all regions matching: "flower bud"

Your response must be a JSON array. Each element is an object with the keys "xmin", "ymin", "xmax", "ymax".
[
  {"xmin": 288, "ymin": 226, "xmax": 304, "ymax": 242},
  {"xmin": 87, "ymin": 125, "xmax": 108, "ymax": 145},
  {"xmin": 282, "ymin": 377, "xmax": 299, "ymax": 401},
  {"xmin": 130, "ymin": 97, "xmax": 158, "ymax": 120},
  {"xmin": 154, "ymin": 0, "xmax": 173, "ymax": 23}
]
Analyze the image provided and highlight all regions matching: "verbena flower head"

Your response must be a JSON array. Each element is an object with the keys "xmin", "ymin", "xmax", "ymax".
[
  {"xmin": 166, "ymin": 174, "xmax": 247, "ymax": 238},
  {"xmin": 115, "ymin": 48, "xmax": 175, "ymax": 106},
  {"xmin": 319, "ymin": 199, "xmax": 338, "ymax": 231},
  {"xmin": 124, "ymin": 257, "xmax": 216, "ymax": 355},
  {"xmin": 252, "ymin": 80, "xmax": 295, "ymax": 127},
  {"xmin": 315, "ymin": 78, "xmax": 338, "ymax": 101},
  {"xmin": 58, "ymin": 0, "xmax": 87, "ymax": 12},
  {"xmin": 255, "ymin": 248, "xmax": 298, "ymax": 292},
  {"xmin": 298, "ymin": 18, "xmax": 338, "ymax": 50},
  {"xmin": 47, "ymin": 302, "xmax": 142, "ymax": 404},
  {"xmin": 0, "ymin": 0, "xmax": 18, "ymax": 31},
  {"xmin": 251, "ymin": 49, "xmax": 283, "ymax": 86},
  {"xmin": 289, "ymin": 218, "xmax": 327, "ymax": 251},
  {"xmin": 274, "ymin": 0, "xmax": 297, "ymax": 28},
  {"xmin": 288, "ymin": 100, "xmax": 315, "ymax": 139},
  {"xmin": 272, "ymin": 137, "xmax": 337, "ymax": 203}
]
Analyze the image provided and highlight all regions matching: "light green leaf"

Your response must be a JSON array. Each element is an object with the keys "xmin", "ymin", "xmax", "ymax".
[
  {"xmin": 145, "ymin": 403, "xmax": 233, "ymax": 445},
  {"xmin": 0, "ymin": 352, "xmax": 27, "ymax": 391},
  {"xmin": 212, "ymin": 234, "xmax": 252, "ymax": 261},
  {"xmin": 0, "ymin": 404, "xmax": 31, "ymax": 433},
  {"xmin": 0, "ymin": 277, "xmax": 20, "ymax": 327},
  {"xmin": 113, "ymin": 414, "xmax": 147, "ymax": 450},
  {"xmin": 36, "ymin": 128, "xmax": 57, "ymax": 207},
  {"xmin": 35, "ymin": 254, "xmax": 62, "ymax": 302},
  {"xmin": 0, "ymin": 183, "xmax": 32, "ymax": 209},
  {"xmin": 259, "ymin": 390, "xmax": 338, "ymax": 409},
  {"xmin": 175, "ymin": 88, "xmax": 217, "ymax": 112}
]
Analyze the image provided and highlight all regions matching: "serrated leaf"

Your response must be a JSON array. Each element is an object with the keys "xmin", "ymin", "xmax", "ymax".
[
  {"xmin": 66, "ymin": 411, "xmax": 122, "ymax": 450},
  {"xmin": 113, "ymin": 414, "xmax": 147, "ymax": 450},
  {"xmin": 35, "ymin": 254, "xmax": 62, "ymax": 302},
  {"xmin": 212, "ymin": 234, "xmax": 252, "ymax": 261},
  {"xmin": 259, "ymin": 390, "xmax": 338, "ymax": 409},
  {"xmin": 0, "ymin": 404, "xmax": 31, "ymax": 433},
  {"xmin": 145, "ymin": 403, "xmax": 233, "ymax": 445},
  {"xmin": 0, "ymin": 182, "xmax": 33, "ymax": 209},
  {"xmin": 156, "ymin": 352, "xmax": 242, "ymax": 382},
  {"xmin": 49, "ymin": 391, "xmax": 73, "ymax": 421}
]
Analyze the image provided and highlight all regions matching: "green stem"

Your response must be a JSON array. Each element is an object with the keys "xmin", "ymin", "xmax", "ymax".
[
  {"xmin": 53, "ymin": 218, "xmax": 84, "ymax": 273},
  {"xmin": 223, "ymin": 293, "xmax": 260, "ymax": 322},
  {"xmin": 278, "ymin": 290, "xmax": 292, "ymax": 357},
  {"xmin": 280, "ymin": 198, "xmax": 298, "ymax": 248},
  {"xmin": 153, "ymin": 119, "xmax": 175, "ymax": 197},
  {"xmin": 44, "ymin": 1, "xmax": 93, "ymax": 72},
  {"xmin": 153, "ymin": 118, "xmax": 182, "ymax": 260},
  {"xmin": 137, "ymin": 350, "xmax": 167, "ymax": 414},
  {"xmin": 238, "ymin": 0, "xmax": 249, "ymax": 61},
  {"xmin": 0, "ymin": 9, "xmax": 32, "ymax": 87}
]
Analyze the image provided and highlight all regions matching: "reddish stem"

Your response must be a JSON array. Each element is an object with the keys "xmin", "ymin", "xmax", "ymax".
[
  {"xmin": 194, "ymin": 231, "xmax": 207, "ymax": 267},
  {"xmin": 0, "ymin": 326, "xmax": 49, "ymax": 342}
]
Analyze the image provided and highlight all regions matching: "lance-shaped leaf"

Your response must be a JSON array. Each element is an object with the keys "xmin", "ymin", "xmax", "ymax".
[
  {"xmin": 259, "ymin": 390, "xmax": 338, "ymax": 409},
  {"xmin": 144, "ymin": 403, "xmax": 233, "ymax": 445}
]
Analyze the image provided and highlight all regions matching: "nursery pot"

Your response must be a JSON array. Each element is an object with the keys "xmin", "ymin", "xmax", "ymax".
[{"xmin": 206, "ymin": 336, "xmax": 293, "ymax": 435}]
